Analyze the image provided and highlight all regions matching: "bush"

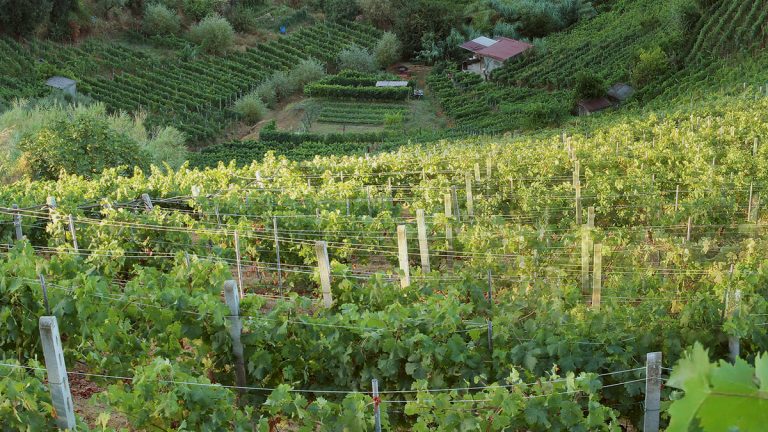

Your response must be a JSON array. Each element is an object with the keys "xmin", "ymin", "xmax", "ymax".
[
  {"xmin": 226, "ymin": 3, "xmax": 260, "ymax": 32},
  {"xmin": 143, "ymin": 3, "xmax": 181, "ymax": 35},
  {"xmin": 631, "ymin": 46, "xmax": 670, "ymax": 86},
  {"xmin": 337, "ymin": 45, "xmax": 377, "ymax": 73},
  {"xmin": 374, "ymin": 32, "xmax": 401, "ymax": 68},
  {"xmin": 18, "ymin": 115, "xmax": 149, "ymax": 180},
  {"xmin": 144, "ymin": 126, "xmax": 187, "ymax": 169},
  {"xmin": 288, "ymin": 59, "xmax": 327, "ymax": 91},
  {"xmin": 255, "ymin": 81, "xmax": 278, "ymax": 108},
  {"xmin": 188, "ymin": 14, "xmax": 234, "ymax": 54},
  {"xmin": 183, "ymin": 0, "xmax": 225, "ymax": 20},
  {"xmin": 324, "ymin": 0, "xmax": 359, "ymax": 22},
  {"xmin": 573, "ymin": 71, "xmax": 605, "ymax": 101},
  {"xmin": 234, "ymin": 93, "xmax": 268, "ymax": 123},
  {"xmin": 357, "ymin": 0, "xmax": 394, "ymax": 27}
]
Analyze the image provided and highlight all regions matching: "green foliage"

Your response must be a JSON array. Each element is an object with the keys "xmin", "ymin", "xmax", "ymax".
[
  {"xmin": 225, "ymin": 3, "xmax": 261, "ymax": 32},
  {"xmin": 234, "ymin": 93, "xmax": 268, "ymax": 123},
  {"xmin": 144, "ymin": 126, "xmax": 188, "ymax": 170},
  {"xmin": 183, "ymin": 0, "xmax": 225, "ymax": 20},
  {"xmin": 288, "ymin": 58, "xmax": 327, "ymax": 91},
  {"xmin": 188, "ymin": 14, "xmax": 235, "ymax": 54},
  {"xmin": 357, "ymin": 0, "xmax": 394, "ymax": 27},
  {"xmin": 324, "ymin": 0, "xmax": 360, "ymax": 22},
  {"xmin": 667, "ymin": 343, "xmax": 768, "ymax": 431},
  {"xmin": 0, "ymin": 0, "xmax": 53, "ymax": 37},
  {"xmin": 574, "ymin": 71, "xmax": 606, "ymax": 101},
  {"xmin": 106, "ymin": 358, "xmax": 253, "ymax": 430},
  {"xmin": 143, "ymin": 2, "xmax": 181, "ymax": 36},
  {"xmin": 0, "ymin": 360, "xmax": 58, "ymax": 430},
  {"xmin": 374, "ymin": 31, "xmax": 402, "ymax": 68},
  {"xmin": 305, "ymin": 83, "xmax": 410, "ymax": 100},
  {"xmin": 18, "ymin": 112, "xmax": 150, "ymax": 180},
  {"xmin": 631, "ymin": 46, "xmax": 670, "ymax": 87},
  {"xmin": 390, "ymin": 0, "xmax": 460, "ymax": 57},
  {"xmin": 416, "ymin": 29, "xmax": 467, "ymax": 65},
  {"xmin": 337, "ymin": 45, "xmax": 377, "ymax": 73}
]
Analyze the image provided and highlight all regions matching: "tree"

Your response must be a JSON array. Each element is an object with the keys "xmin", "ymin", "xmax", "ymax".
[
  {"xmin": 0, "ymin": 0, "xmax": 53, "ymax": 37},
  {"xmin": 391, "ymin": 0, "xmax": 459, "ymax": 57},
  {"xmin": 573, "ymin": 71, "xmax": 605, "ymax": 101},
  {"xmin": 337, "ymin": 45, "xmax": 377, "ymax": 73},
  {"xmin": 143, "ymin": 3, "xmax": 181, "ymax": 36},
  {"xmin": 374, "ymin": 31, "xmax": 401, "ymax": 68},
  {"xmin": 324, "ymin": 0, "xmax": 359, "ymax": 22},
  {"xmin": 48, "ymin": 0, "xmax": 79, "ymax": 40},
  {"xmin": 234, "ymin": 93, "xmax": 268, "ymax": 123},
  {"xmin": 357, "ymin": 0, "xmax": 394, "ymax": 28},
  {"xmin": 19, "ymin": 115, "xmax": 150, "ymax": 180},
  {"xmin": 188, "ymin": 14, "xmax": 235, "ymax": 54}
]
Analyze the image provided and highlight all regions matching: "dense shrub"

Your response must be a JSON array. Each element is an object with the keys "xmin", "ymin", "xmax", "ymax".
[
  {"xmin": 374, "ymin": 32, "xmax": 402, "ymax": 68},
  {"xmin": 573, "ymin": 71, "xmax": 605, "ymax": 101},
  {"xmin": 18, "ymin": 114, "xmax": 150, "ymax": 180},
  {"xmin": 226, "ymin": 3, "xmax": 260, "ymax": 32},
  {"xmin": 188, "ymin": 14, "xmax": 234, "ymax": 54},
  {"xmin": 183, "ymin": 0, "xmax": 225, "ymax": 20},
  {"xmin": 337, "ymin": 45, "xmax": 377, "ymax": 73},
  {"xmin": 288, "ymin": 59, "xmax": 327, "ymax": 91},
  {"xmin": 234, "ymin": 93, "xmax": 268, "ymax": 122},
  {"xmin": 0, "ymin": 0, "xmax": 53, "ymax": 37},
  {"xmin": 631, "ymin": 46, "xmax": 670, "ymax": 86},
  {"xmin": 305, "ymin": 84, "xmax": 410, "ymax": 100},
  {"xmin": 144, "ymin": 126, "xmax": 188, "ymax": 169},
  {"xmin": 324, "ymin": 0, "xmax": 359, "ymax": 22},
  {"xmin": 143, "ymin": 3, "xmax": 181, "ymax": 35},
  {"xmin": 357, "ymin": 0, "xmax": 394, "ymax": 27}
]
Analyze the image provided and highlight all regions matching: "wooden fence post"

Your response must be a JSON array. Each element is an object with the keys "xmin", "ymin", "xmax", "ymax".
[
  {"xmin": 223, "ymin": 281, "xmax": 247, "ymax": 395},
  {"xmin": 592, "ymin": 243, "xmax": 602, "ymax": 310},
  {"xmin": 643, "ymin": 352, "xmax": 662, "ymax": 432},
  {"xmin": 416, "ymin": 210, "xmax": 430, "ymax": 273},
  {"xmin": 39, "ymin": 316, "xmax": 76, "ymax": 430},
  {"xmin": 397, "ymin": 225, "xmax": 411, "ymax": 288},
  {"xmin": 315, "ymin": 241, "xmax": 333, "ymax": 308}
]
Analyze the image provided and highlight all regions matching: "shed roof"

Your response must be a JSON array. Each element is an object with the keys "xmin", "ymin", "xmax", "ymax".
[
  {"xmin": 460, "ymin": 36, "xmax": 498, "ymax": 53},
  {"xmin": 578, "ymin": 97, "xmax": 613, "ymax": 113},
  {"xmin": 475, "ymin": 37, "xmax": 533, "ymax": 62},
  {"xmin": 46, "ymin": 76, "xmax": 76, "ymax": 89},
  {"xmin": 607, "ymin": 83, "xmax": 635, "ymax": 101},
  {"xmin": 375, "ymin": 81, "xmax": 409, "ymax": 87}
]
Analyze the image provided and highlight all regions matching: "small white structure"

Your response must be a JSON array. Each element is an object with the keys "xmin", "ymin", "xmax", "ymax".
[
  {"xmin": 375, "ymin": 81, "xmax": 409, "ymax": 88},
  {"xmin": 46, "ymin": 76, "xmax": 77, "ymax": 97}
]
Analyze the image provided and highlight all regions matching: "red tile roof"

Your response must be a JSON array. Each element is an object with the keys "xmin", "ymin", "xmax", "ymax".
[
  {"xmin": 578, "ymin": 97, "xmax": 613, "ymax": 113},
  {"xmin": 476, "ymin": 37, "xmax": 533, "ymax": 61}
]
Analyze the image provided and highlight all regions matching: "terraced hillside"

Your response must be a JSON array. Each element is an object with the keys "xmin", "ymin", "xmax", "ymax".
[
  {"xmin": 0, "ymin": 22, "xmax": 380, "ymax": 142},
  {"xmin": 687, "ymin": 0, "xmax": 768, "ymax": 62}
]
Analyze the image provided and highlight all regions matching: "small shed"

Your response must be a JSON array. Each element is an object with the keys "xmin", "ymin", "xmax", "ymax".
[
  {"xmin": 607, "ymin": 83, "xmax": 634, "ymax": 103},
  {"xmin": 577, "ymin": 97, "xmax": 613, "ymax": 116},
  {"xmin": 460, "ymin": 36, "xmax": 533, "ymax": 78},
  {"xmin": 376, "ymin": 81, "xmax": 409, "ymax": 88},
  {"xmin": 46, "ymin": 76, "xmax": 77, "ymax": 97}
]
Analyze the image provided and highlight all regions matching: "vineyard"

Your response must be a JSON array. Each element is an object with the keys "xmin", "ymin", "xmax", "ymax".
[
  {"xmin": 686, "ymin": 0, "xmax": 768, "ymax": 62},
  {"xmin": 0, "ymin": 21, "xmax": 381, "ymax": 142},
  {"xmin": 316, "ymin": 100, "xmax": 411, "ymax": 126},
  {"xmin": 1, "ymin": 80, "xmax": 768, "ymax": 429}
]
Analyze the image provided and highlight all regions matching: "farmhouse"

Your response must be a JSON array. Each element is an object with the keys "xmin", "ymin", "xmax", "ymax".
[{"xmin": 460, "ymin": 36, "xmax": 533, "ymax": 78}]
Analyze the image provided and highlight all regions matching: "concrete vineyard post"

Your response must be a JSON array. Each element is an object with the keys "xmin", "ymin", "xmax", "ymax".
[
  {"xmin": 273, "ymin": 217, "xmax": 283, "ymax": 297},
  {"xmin": 465, "ymin": 173, "xmax": 474, "ymax": 219},
  {"xmin": 592, "ymin": 243, "xmax": 602, "ymax": 310},
  {"xmin": 474, "ymin": 163, "xmax": 481, "ymax": 182},
  {"xmin": 223, "ymin": 281, "xmax": 247, "ymax": 395},
  {"xmin": 366, "ymin": 186, "xmax": 372, "ymax": 216},
  {"xmin": 39, "ymin": 316, "xmax": 76, "ymax": 430},
  {"xmin": 47, "ymin": 196, "xmax": 59, "ymax": 226},
  {"xmin": 68, "ymin": 215, "xmax": 79, "ymax": 254},
  {"xmin": 587, "ymin": 206, "xmax": 595, "ymax": 229},
  {"xmin": 234, "ymin": 231, "xmax": 244, "ymax": 299},
  {"xmin": 747, "ymin": 182, "xmax": 753, "ymax": 222},
  {"xmin": 315, "ymin": 241, "xmax": 333, "ymax": 308},
  {"xmin": 686, "ymin": 217, "xmax": 692, "ymax": 243},
  {"xmin": 12, "ymin": 204, "xmax": 22, "ymax": 241},
  {"xmin": 487, "ymin": 320, "xmax": 493, "ymax": 352},
  {"xmin": 372, "ymin": 379, "xmax": 382, "ymax": 432},
  {"xmin": 643, "ymin": 352, "xmax": 662, "ymax": 432},
  {"xmin": 675, "ymin": 185, "xmax": 680, "ymax": 212},
  {"xmin": 397, "ymin": 225, "xmax": 411, "ymax": 288},
  {"xmin": 416, "ymin": 209, "xmax": 430, "ymax": 273},
  {"xmin": 141, "ymin": 193, "xmax": 154, "ymax": 211},
  {"xmin": 444, "ymin": 193, "xmax": 454, "ymax": 267},
  {"xmin": 451, "ymin": 186, "xmax": 460, "ymax": 222},
  {"xmin": 581, "ymin": 227, "xmax": 592, "ymax": 296},
  {"xmin": 728, "ymin": 289, "xmax": 742, "ymax": 363},
  {"xmin": 574, "ymin": 161, "xmax": 582, "ymax": 226}
]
